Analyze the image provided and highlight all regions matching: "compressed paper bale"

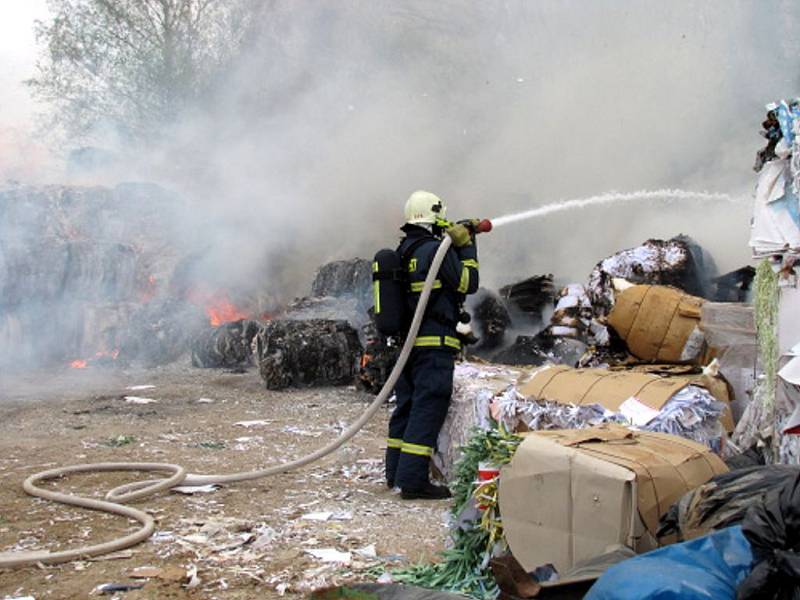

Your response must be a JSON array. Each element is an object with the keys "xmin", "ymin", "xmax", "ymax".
[
  {"xmin": 310, "ymin": 258, "xmax": 372, "ymax": 304},
  {"xmin": 255, "ymin": 319, "xmax": 363, "ymax": 390},
  {"xmin": 191, "ymin": 319, "xmax": 261, "ymax": 368},
  {"xmin": 608, "ymin": 284, "xmax": 706, "ymax": 364}
]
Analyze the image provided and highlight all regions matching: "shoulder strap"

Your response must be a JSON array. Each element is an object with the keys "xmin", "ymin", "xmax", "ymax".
[{"xmin": 399, "ymin": 236, "xmax": 435, "ymax": 264}]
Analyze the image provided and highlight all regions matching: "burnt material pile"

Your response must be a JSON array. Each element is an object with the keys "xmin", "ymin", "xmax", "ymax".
[
  {"xmin": 499, "ymin": 275, "xmax": 555, "ymax": 323},
  {"xmin": 587, "ymin": 236, "xmax": 713, "ymax": 315},
  {"xmin": 310, "ymin": 258, "xmax": 372, "ymax": 305},
  {"xmin": 471, "ymin": 291, "xmax": 513, "ymax": 351},
  {"xmin": 255, "ymin": 319, "xmax": 362, "ymax": 390},
  {"xmin": 191, "ymin": 319, "xmax": 261, "ymax": 369}
]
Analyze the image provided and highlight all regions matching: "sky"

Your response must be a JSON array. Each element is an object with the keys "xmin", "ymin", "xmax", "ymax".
[{"xmin": 0, "ymin": 0, "xmax": 48, "ymax": 128}]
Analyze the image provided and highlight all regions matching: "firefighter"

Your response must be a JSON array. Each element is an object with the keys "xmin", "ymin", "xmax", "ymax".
[{"xmin": 385, "ymin": 190, "xmax": 480, "ymax": 500}]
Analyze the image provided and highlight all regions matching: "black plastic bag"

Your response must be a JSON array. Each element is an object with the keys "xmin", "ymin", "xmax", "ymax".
[
  {"xmin": 737, "ymin": 471, "xmax": 800, "ymax": 599},
  {"xmin": 658, "ymin": 466, "xmax": 799, "ymax": 541}
]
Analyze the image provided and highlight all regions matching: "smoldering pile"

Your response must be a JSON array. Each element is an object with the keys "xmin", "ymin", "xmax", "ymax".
[{"xmin": 0, "ymin": 183, "xmax": 210, "ymax": 368}]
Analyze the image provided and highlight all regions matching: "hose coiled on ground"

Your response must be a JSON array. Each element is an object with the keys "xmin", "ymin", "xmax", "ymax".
[{"xmin": 0, "ymin": 235, "xmax": 455, "ymax": 568}]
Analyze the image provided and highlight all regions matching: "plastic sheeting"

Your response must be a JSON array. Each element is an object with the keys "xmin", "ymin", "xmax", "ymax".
[
  {"xmin": 658, "ymin": 465, "xmax": 800, "ymax": 542},
  {"xmin": 739, "ymin": 470, "xmax": 800, "ymax": 599},
  {"xmin": 750, "ymin": 144, "xmax": 800, "ymax": 255},
  {"xmin": 585, "ymin": 526, "xmax": 753, "ymax": 600}
]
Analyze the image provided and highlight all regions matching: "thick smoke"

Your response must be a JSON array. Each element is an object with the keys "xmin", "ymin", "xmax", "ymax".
[
  {"xmin": 119, "ymin": 0, "xmax": 799, "ymax": 295},
  {"xmin": 2, "ymin": 1, "xmax": 800, "ymax": 374}
]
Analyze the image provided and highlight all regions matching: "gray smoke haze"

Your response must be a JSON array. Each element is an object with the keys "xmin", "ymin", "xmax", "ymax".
[{"xmin": 15, "ymin": 1, "xmax": 800, "ymax": 299}]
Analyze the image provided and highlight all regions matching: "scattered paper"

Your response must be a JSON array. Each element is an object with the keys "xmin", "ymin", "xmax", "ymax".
[
  {"xmin": 354, "ymin": 544, "xmax": 377, "ymax": 558},
  {"xmin": 331, "ymin": 511, "xmax": 353, "ymax": 521},
  {"xmin": 186, "ymin": 565, "xmax": 201, "ymax": 589},
  {"xmin": 377, "ymin": 572, "xmax": 393, "ymax": 584},
  {"xmin": 619, "ymin": 396, "xmax": 661, "ymax": 427},
  {"xmin": 306, "ymin": 548, "xmax": 352, "ymax": 564},
  {"xmin": 234, "ymin": 420, "xmax": 271, "ymax": 428},
  {"xmin": 130, "ymin": 566, "xmax": 162, "ymax": 578},
  {"xmin": 124, "ymin": 396, "xmax": 157, "ymax": 404},
  {"xmin": 172, "ymin": 484, "xmax": 220, "ymax": 495},
  {"xmin": 196, "ymin": 397, "xmax": 215, "ymax": 403},
  {"xmin": 126, "ymin": 385, "xmax": 155, "ymax": 391},
  {"xmin": 301, "ymin": 511, "xmax": 333, "ymax": 522}
]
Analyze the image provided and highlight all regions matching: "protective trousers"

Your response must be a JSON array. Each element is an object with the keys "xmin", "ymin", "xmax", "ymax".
[{"xmin": 385, "ymin": 348, "xmax": 455, "ymax": 490}]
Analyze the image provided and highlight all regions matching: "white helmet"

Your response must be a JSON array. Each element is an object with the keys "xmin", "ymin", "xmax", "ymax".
[{"xmin": 404, "ymin": 190, "xmax": 446, "ymax": 225}]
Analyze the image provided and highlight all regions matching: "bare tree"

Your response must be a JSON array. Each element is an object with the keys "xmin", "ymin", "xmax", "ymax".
[{"xmin": 28, "ymin": 0, "xmax": 258, "ymax": 144}]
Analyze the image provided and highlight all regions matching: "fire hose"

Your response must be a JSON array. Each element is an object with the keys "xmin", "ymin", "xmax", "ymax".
[{"xmin": 0, "ymin": 220, "xmax": 492, "ymax": 569}]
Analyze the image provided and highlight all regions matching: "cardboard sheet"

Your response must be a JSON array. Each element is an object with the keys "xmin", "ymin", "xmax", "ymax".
[{"xmin": 499, "ymin": 424, "xmax": 727, "ymax": 573}]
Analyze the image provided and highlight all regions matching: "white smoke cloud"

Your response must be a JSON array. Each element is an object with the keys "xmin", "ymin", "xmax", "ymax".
[{"xmin": 13, "ymin": 1, "xmax": 800, "ymax": 295}]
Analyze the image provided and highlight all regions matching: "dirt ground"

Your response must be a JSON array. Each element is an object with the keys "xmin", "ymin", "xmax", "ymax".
[{"xmin": 0, "ymin": 363, "xmax": 448, "ymax": 599}]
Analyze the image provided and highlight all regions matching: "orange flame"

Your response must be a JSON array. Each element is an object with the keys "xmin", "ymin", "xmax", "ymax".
[
  {"xmin": 206, "ymin": 297, "xmax": 249, "ymax": 327},
  {"xmin": 139, "ymin": 275, "xmax": 158, "ymax": 303},
  {"xmin": 69, "ymin": 349, "xmax": 119, "ymax": 369}
]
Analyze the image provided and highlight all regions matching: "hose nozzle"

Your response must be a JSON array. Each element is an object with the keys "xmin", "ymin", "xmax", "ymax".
[{"xmin": 475, "ymin": 219, "xmax": 492, "ymax": 234}]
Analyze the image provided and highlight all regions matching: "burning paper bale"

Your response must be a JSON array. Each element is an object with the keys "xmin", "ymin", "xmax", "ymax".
[
  {"xmin": 191, "ymin": 319, "xmax": 262, "ymax": 368},
  {"xmin": 255, "ymin": 319, "xmax": 363, "ymax": 390},
  {"xmin": 357, "ymin": 319, "xmax": 400, "ymax": 394},
  {"xmin": 118, "ymin": 298, "xmax": 207, "ymax": 366}
]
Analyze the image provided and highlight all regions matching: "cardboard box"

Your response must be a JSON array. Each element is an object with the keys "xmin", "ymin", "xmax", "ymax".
[
  {"xmin": 608, "ymin": 284, "xmax": 705, "ymax": 364},
  {"xmin": 498, "ymin": 424, "xmax": 727, "ymax": 574},
  {"xmin": 517, "ymin": 364, "xmax": 734, "ymax": 432}
]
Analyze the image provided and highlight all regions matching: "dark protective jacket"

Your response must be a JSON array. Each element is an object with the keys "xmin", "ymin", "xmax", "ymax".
[{"xmin": 397, "ymin": 224, "xmax": 479, "ymax": 351}]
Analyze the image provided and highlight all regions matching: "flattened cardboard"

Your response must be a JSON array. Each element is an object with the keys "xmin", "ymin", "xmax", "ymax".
[
  {"xmin": 499, "ymin": 425, "xmax": 727, "ymax": 573},
  {"xmin": 517, "ymin": 365, "xmax": 734, "ymax": 432},
  {"xmin": 608, "ymin": 285, "xmax": 705, "ymax": 363}
]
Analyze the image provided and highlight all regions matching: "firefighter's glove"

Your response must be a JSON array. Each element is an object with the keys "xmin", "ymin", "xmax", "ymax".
[
  {"xmin": 459, "ymin": 218, "xmax": 482, "ymax": 232},
  {"xmin": 446, "ymin": 223, "xmax": 472, "ymax": 247}
]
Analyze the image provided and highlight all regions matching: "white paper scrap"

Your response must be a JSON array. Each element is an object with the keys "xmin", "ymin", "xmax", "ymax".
[
  {"xmin": 619, "ymin": 396, "xmax": 660, "ymax": 427},
  {"xmin": 126, "ymin": 385, "xmax": 156, "ymax": 391},
  {"xmin": 196, "ymin": 398, "xmax": 215, "ymax": 404},
  {"xmin": 354, "ymin": 544, "xmax": 377, "ymax": 558},
  {"xmin": 171, "ymin": 484, "xmax": 220, "ymax": 495},
  {"xmin": 779, "ymin": 356, "xmax": 800, "ymax": 386},
  {"xmin": 301, "ymin": 511, "xmax": 333, "ymax": 521},
  {"xmin": 124, "ymin": 396, "xmax": 158, "ymax": 404},
  {"xmin": 234, "ymin": 420, "xmax": 271, "ymax": 428},
  {"xmin": 306, "ymin": 548, "xmax": 352, "ymax": 564}
]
